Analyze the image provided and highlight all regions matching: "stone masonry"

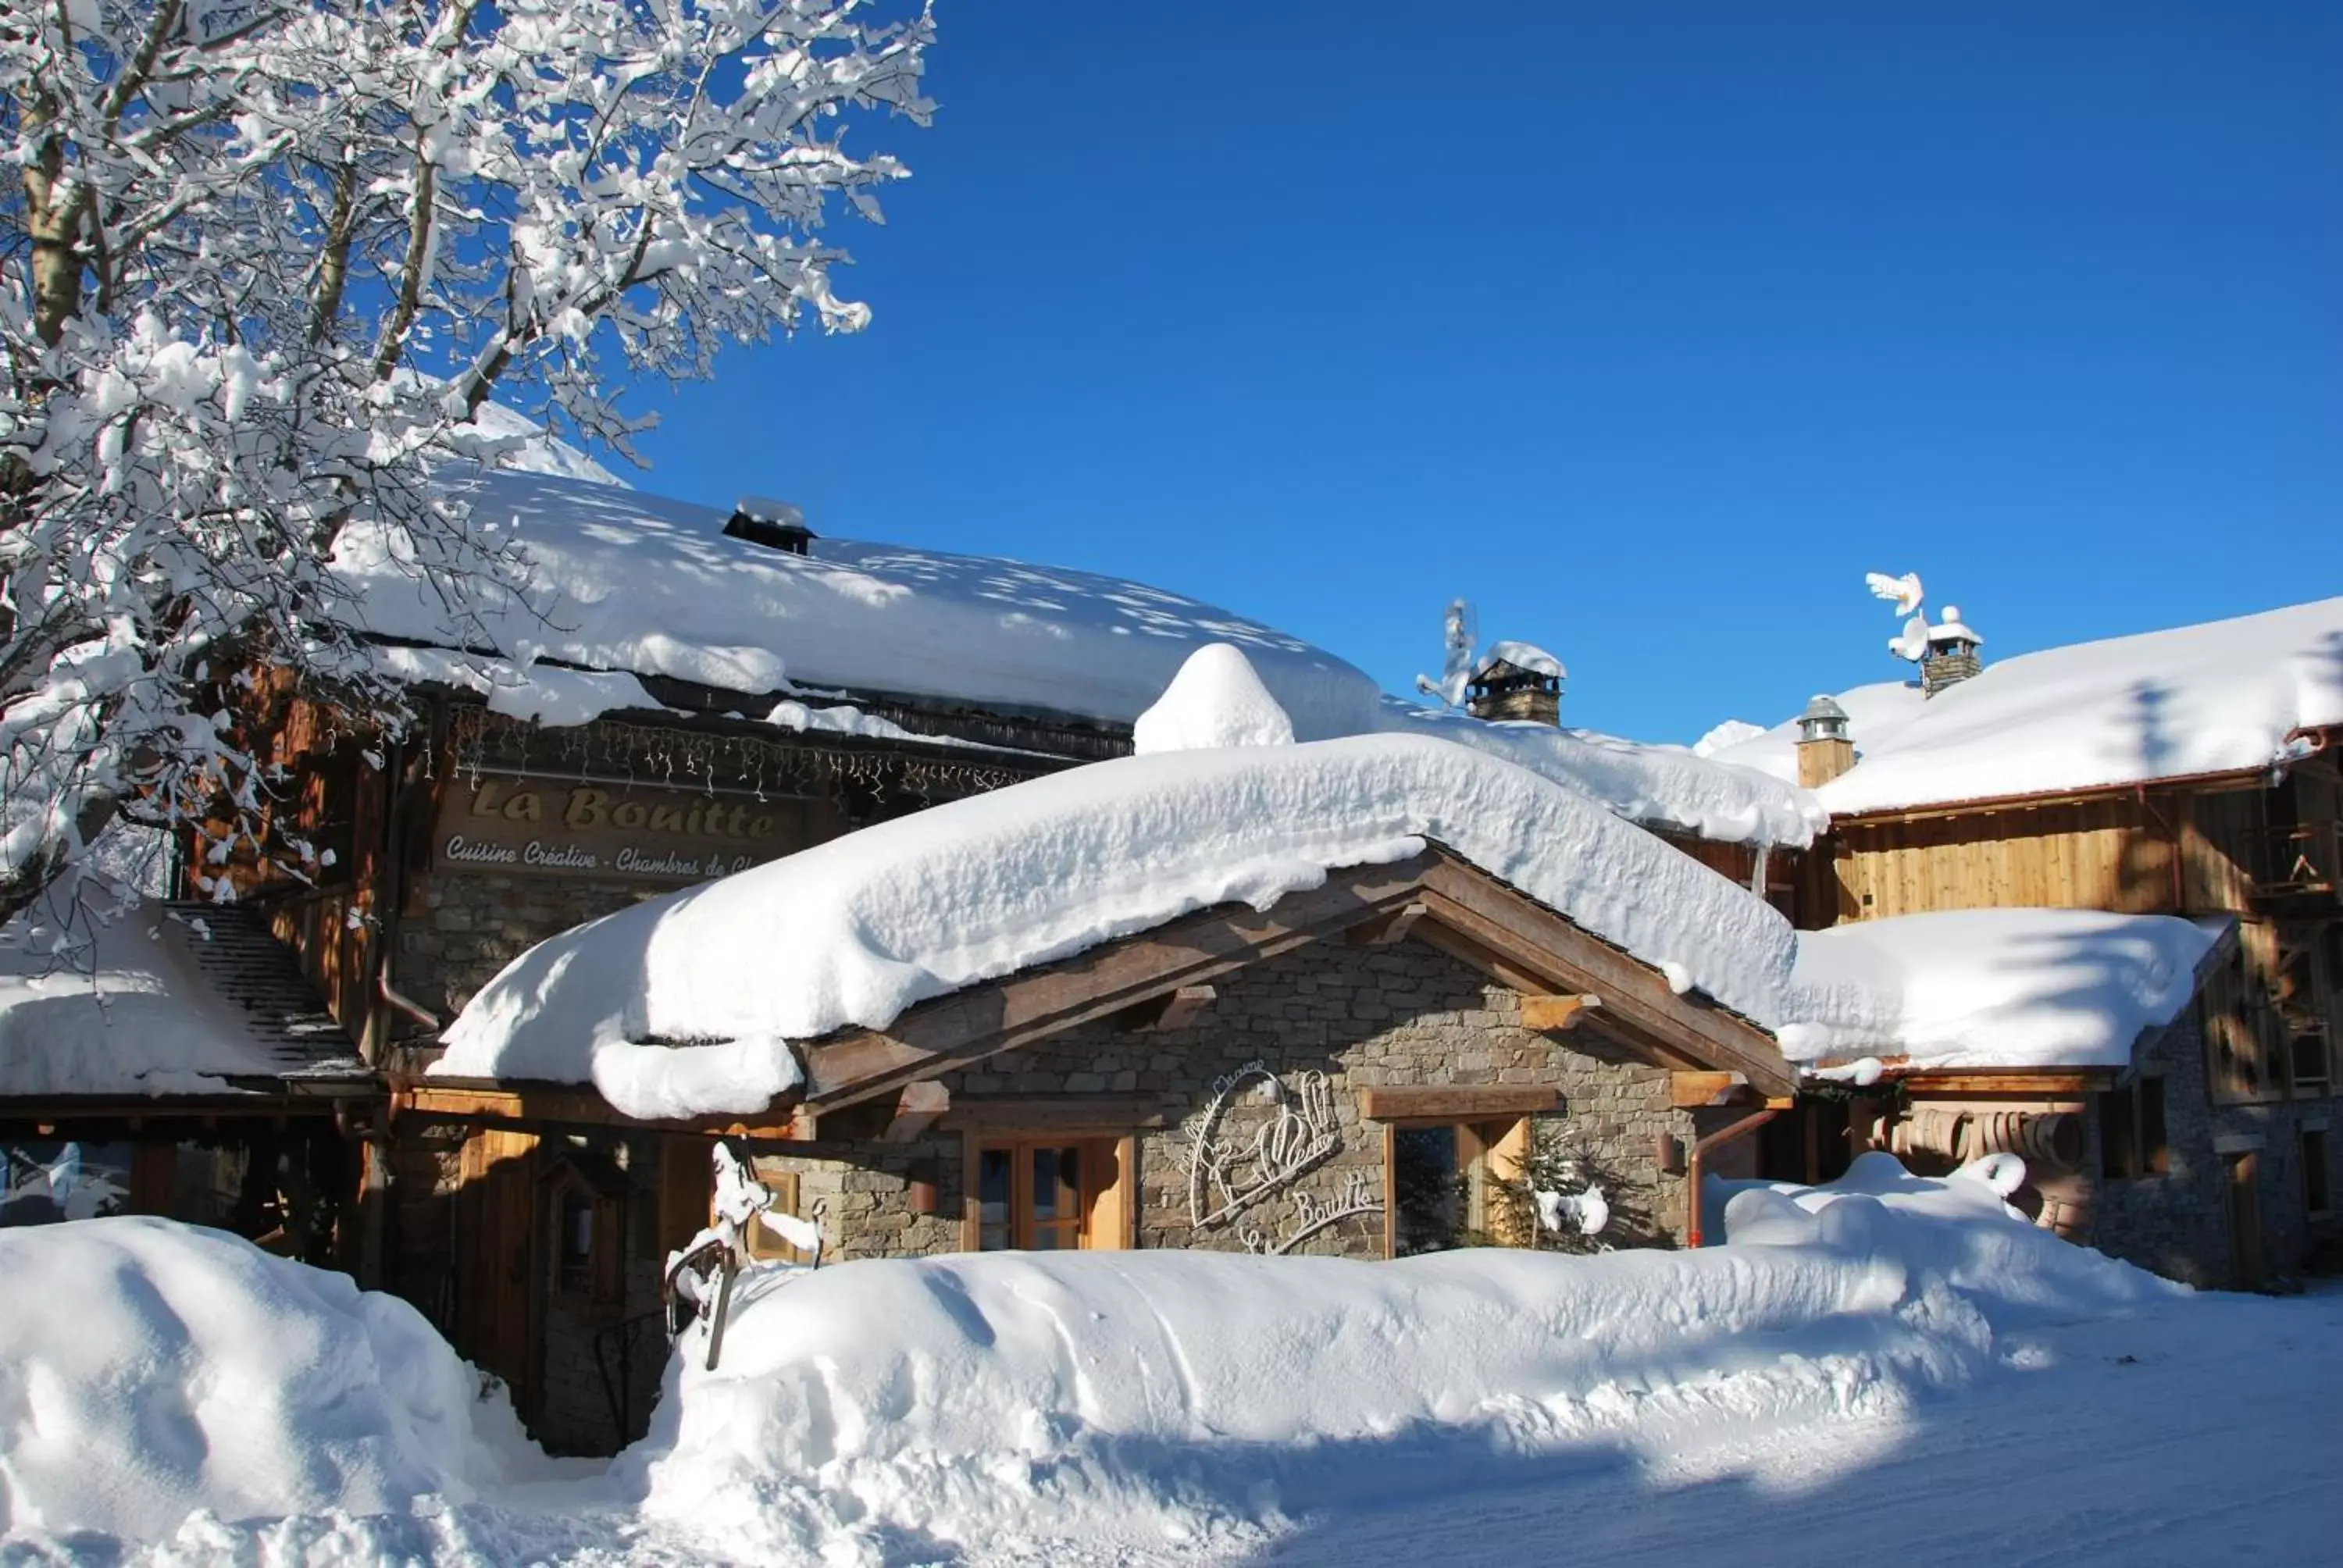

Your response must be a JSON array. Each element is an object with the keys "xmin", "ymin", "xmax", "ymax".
[{"xmin": 754, "ymin": 937, "xmax": 1714, "ymax": 1261}]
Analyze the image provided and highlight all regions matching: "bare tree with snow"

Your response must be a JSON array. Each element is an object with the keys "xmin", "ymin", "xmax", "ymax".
[{"xmin": 0, "ymin": 0, "xmax": 933, "ymax": 930}]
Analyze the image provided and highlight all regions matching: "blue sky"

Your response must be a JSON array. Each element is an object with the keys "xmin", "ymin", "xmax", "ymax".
[{"xmin": 624, "ymin": 1, "xmax": 2342, "ymax": 745}]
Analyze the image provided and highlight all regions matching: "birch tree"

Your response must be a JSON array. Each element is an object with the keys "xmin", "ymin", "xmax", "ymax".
[{"xmin": 0, "ymin": 0, "xmax": 933, "ymax": 931}]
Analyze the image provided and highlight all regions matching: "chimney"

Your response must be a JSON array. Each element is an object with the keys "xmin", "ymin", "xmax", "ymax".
[
  {"xmin": 1795, "ymin": 694, "xmax": 1856, "ymax": 788},
  {"xmin": 1465, "ymin": 641, "xmax": 1565, "ymax": 727},
  {"xmin": 724, "ymin": 494, "xmax": 816, "ymax": 555},
  {"xmin": 1919, "ymin": 606, "xmax": 1984, "ymax": 697}
]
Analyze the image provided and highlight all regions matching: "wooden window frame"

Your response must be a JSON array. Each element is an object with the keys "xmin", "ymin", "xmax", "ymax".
[
  {"xmin": 958, "ymin": 1131, "xmax": 1136, "ymax": 1253},
  {"xmin": 2099, "ymin": 1071, "xmax": 2170, "ymax": 1181},
  {"xmin": 1380, "ymin": 1114, "xmax": 1534, "ymax": 1258}
]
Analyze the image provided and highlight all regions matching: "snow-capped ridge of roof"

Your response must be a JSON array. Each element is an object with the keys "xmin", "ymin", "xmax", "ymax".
[
  {"xmin": 333, "ymin": 469, "xmax": 1386, "ymax": 739},
  {"xmin": 1706, "ymin": 595, "xmax": 2343, "ymax": 814},
  {"xmin": 435, "ymin": 730, "xmax": 1820, "ymax": 1118}
]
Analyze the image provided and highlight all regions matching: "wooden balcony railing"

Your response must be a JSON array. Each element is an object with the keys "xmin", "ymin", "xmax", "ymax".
[{"xmin": 2251, "ymin": 821, "xmax": 2343, "ymax": 903}]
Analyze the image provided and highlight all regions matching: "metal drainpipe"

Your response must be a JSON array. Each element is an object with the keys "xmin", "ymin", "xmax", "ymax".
[{"xmin": 1683, "ymin": 1106, "xmax": 1781, "ymax": 1249}]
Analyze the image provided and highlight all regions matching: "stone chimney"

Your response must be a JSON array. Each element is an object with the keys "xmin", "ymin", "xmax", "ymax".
[
  {"xmin": 1465, "ymin": 642, "xmax": 1564, "ymax": 726},
  {"xmin": 1795, "ymin": 694, "xmax": 1856, "ymax": 788},
  {"xmin": 1919, "ymin": 607, "xmax": 1983, "ymax": 697}
]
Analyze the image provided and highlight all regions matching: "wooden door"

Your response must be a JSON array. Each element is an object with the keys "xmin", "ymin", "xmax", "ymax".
[
  {"xmin": 2226, "ymin": 1150, "xmax": 2263, "ymax": 1290},
  {"xmin": 453, "ymin": 1131, "xmax": 541, "ymax": 1416}
]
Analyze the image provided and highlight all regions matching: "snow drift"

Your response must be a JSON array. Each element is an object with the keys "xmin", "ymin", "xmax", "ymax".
[
  {"xmin": 1781, "ymin": 907, "xmax": 2227, "ymax": 1071},
  {"xmin": 435, "ymin": 729, "xmax": 1810, "ymax": 1117},
  {"xmin": 618, "ymin": 1156, "xmax": 2176, "ymax": 1562},
  {"xmin": 0, "ymin": 1218, "xmax": 542, "ymax": 1541}
]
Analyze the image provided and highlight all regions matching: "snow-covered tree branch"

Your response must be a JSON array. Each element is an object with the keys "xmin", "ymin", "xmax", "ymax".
[{"xmin": 0, "ymin": 0, "xmax": 934, "ymax": 931}]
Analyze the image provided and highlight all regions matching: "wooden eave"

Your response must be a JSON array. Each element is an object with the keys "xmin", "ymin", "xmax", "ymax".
[
  {"xmin": 1824, "ymin": 739, "xmax": 2340, "ymax": 831},
  {"xmin": 795, "ymin": 843, "xmax": 1798, "ymax": 1111}
]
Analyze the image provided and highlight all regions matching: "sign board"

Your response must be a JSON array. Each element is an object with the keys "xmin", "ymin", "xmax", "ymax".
[{"xmin": 434, "ymin": 774, "xmax": 834, "ymax": 885}]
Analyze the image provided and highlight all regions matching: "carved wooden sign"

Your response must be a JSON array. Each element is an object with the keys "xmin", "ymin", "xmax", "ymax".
[{"xmin": 435, "ymin": 772, "xmax": 836, "ymax": 885}]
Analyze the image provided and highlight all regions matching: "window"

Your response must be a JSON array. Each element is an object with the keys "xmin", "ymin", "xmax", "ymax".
[
  {"xmin": 968, "ymin": 1136, "xmax": 1127, "ymax": 1252},
  {"xmin": 1385, "ymin": 1118, "xmax": 1533, "ymax": 1256},
  {"xmin": 2099, "ymin": 1075, "xmax": 2169, "ymax": 1180},
  {"xmin": 555, "ymin": 1188, "xmax": 595, "ymax": 1295},
  {"xmin": 2306, "ymin": 1130, "xmax": 2332, "ymax": 1218}
]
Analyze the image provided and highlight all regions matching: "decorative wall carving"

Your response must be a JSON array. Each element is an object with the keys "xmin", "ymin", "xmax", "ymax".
[{"xmin": 1187, "ymin": 1061, "xmax": 1382, "ymax": 1253}]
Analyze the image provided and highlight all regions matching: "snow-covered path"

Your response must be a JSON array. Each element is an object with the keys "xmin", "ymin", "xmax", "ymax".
[{"xmin": 1052, "ymin": 1287, "xmax": 2341, "ymax": 1568}]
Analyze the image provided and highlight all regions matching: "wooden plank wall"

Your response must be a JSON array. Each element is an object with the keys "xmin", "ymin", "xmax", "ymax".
[{"xmin": 1817, "ymin": 787, "xmax": 2260, "ymax": 923}]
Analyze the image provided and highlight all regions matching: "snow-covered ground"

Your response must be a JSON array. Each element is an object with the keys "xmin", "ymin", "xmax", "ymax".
[{"xmin": 3, "ymin": 1162, "xmax": 2336, "ymax": 1567}]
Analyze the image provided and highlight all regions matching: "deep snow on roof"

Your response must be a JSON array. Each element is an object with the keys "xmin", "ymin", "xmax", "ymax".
[
  {"xmin": 334, "ymin": 469, "xmax": 1385, "ymax": 739},
  {"xmin": 0, "ymin": 901, "xmax": 362, "ymax": 1096},
  {"xmin": 1378, "ymin": 700, "xmax": 1827, "ymax": 848},
  {"xmin": 1779, "ymin": 907, "xmax": 2226, "ymax": 1072},
  {"xmin": 1709, "ymin": 597, "xmax": 2343, "ymax": 814},
  {"xmin": 434, "ymin": 729, "xmax": 1816, "ymax": 1117}
]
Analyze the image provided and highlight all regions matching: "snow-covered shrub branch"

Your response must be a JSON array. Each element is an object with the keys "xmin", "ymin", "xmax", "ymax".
[{"xmin": 0, "ymin": 0, "xmax": 933, "ymax": 931}]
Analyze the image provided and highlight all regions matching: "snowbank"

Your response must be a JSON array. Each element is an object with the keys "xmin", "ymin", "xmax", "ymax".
[
  {"xmin": 1, "ymin": 903, "xmax": 289, "ymax": 1096},
  {"xmin": 437, "ymin": 729, "xmax": 1808, "ymax": 1117},
  {"xmin": 0, "ymin": 1219, "xmax": 542, "ymax": 1541},
  {"xmin": 1780, "ymin": 908, "xmax": 2225, "ymax": 1071},
  {"xmin": 334, "ymin": 469, "xmax": 1384, "ymax": 739},
  {"xmin": 1378, "ymin": 699, "xmax": 1828, "ymax": 848},
  {"xmin": 1710, "ymin": 597, "xmax": 2343, "ymax": 812},
  {"xmin": 620, "ymin": 1157, "xmax": 2174, "ymax": 1561}
]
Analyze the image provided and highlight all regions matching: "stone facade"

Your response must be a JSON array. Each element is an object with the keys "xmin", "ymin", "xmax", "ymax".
[
  {"xmin": 753, "ymin": 938, "xmax": 1721, "ymax": 1263},
  {"xmin": 1896, "ymin": 1005, "xmax": 2341, "ymax": 1289},
  {"xmin": 400, "ymin": 868, "xmax": 652, "ymax": 1022}
]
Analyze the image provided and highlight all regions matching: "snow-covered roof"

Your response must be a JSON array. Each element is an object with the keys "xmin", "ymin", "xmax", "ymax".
[
  {"xmin": 1473, "ymin": 640, "xmax": 1565, "ymax": 680},
  {"xmin": 334, "ymin": 469, "xmax": 1385, "ymax": 739},
  {"xmin": 1707, "ymin": 597, "xmax": 2343, "ymax": 814},
  {"xmin": 1779, "ymin": 907, "xmax": 2227, "ymax": 1072},
  {"xmin": 436, "ymin": 728, "xmax": 1815, "ymax": 1118},
  {"xmin": 0, "ymin": 901, "xmax": 363, "ymax": 1097},
  {"xmin": 1378, "ymin": 700, "xmax": 1828, "ymax": 848}
]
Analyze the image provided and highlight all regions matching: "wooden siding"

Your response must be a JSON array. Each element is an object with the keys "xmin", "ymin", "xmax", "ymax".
[{"xmin": 1817, "ymin": 787, "xmax": 2264, "ymax": 923}]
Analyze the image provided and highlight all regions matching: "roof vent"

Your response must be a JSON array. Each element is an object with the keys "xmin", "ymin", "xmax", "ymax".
[{"xmin": 725, "ymin": 495, "xmax": 816, "ymax": 554}]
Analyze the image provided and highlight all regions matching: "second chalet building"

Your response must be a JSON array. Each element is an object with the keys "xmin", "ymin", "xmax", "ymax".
[{"xmin": 1710, "ymin": 594, "xmax": 2343, "ymax": 1291}]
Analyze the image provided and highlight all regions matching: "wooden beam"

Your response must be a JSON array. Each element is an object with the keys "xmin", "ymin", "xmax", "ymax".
[
  {"xmin": 1415, "ymin": 857, "xmax": 1798, "ymax": 1096},
  {"xmin": 1897, "ymin": 1071, "xmax": 2117, "ymax": 1096},
  {"xmin": 803, "ymin": 857, "xmax": 1437, "ymax": 1110},
  {"xmin": 1521, "ymin": 992, "xmax": 1600, "ymax": 1032},
  {"xmin": 1670, "ymin": 1070, "xmax": 1754, "ymax": 1108},
  {"xmin": 1112, "ymin": 983, "xmax": 1218, "ymax": 1033},
  {"xmin": 1346, "ymin": 901, "xmax": 1427, "ymax": 946},
  {"xmin": 390, "ymin": 1080, "xmax": 804, "ymax": 1141},
  {"xmin": 879, "ymin": 1081, "xmax": 950, "ymax": 1142},
  {"xmin": 1361, "ymin": 1085, "xmax": 1559, "ymax": 1122},
  {"xmin": 938, "ymin": 1093, "xmax": 1169, "ymax": 1131}
]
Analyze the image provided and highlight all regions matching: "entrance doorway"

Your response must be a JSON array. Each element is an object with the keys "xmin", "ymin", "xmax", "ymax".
[{"xmin": 2226, "ymin": 1149, "xmax": 2264, "ymax": 1289}]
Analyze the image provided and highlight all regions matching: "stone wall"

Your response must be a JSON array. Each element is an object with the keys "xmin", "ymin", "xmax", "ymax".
[
  {"xmin": 1897, "ymin": 1005, "xmax": 2340, "ymax": 1290},
  {"xmin": 398, "ymin": 868, "xmax": 653, "ymax": 1024},
  {"xmin": 752, "ymin": 937, "xmax": 1705, "ymax": 1262}
]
